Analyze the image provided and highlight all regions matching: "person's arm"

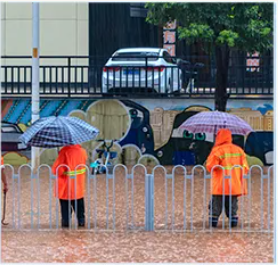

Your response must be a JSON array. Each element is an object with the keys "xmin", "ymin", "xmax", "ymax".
[
  {"xmin": 206, "ymin": 150, "xmax": 219, "ymax": 173},
  {"xmin": 1, "ymin": 168, "xmax": 8, "ymax": 193}
]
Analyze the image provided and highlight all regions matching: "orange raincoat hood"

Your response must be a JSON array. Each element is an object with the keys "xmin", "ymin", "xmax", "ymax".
[{"xmin": 214, "ymin": 129, "xmax": 232, "ymax": 147}]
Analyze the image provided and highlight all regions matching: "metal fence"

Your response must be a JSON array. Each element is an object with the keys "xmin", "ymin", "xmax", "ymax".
[
  {"xmin": 1, "ymin": 163, "xmax": 273, "ymax": 233},
  {"xmin": 1, "ymin": 55, "xmax": 273, "ymax": 99}
]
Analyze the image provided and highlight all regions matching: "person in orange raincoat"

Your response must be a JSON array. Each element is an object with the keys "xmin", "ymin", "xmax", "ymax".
[
  {"xmin": 52, "ymin": 144, "xmax": 88, "ymax": 228},
  {"xmin": 206, "ymin": 128, "xmax": 249, "ymax": 228},
  {"xmin": 1, "ymin": 156, "xmax": 8, "ymax": 193}
]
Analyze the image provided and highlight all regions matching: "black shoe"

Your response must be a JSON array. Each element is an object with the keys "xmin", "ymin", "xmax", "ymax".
[
  {"xmin": 230, "ymin": 216, "xmax": 238, "ymax": 228},
  {"xmin": 231, "ymin": 222, "xmax": 238, "ymax": 228},
  {"xmin": 209, "ymin": 216, "xmax": 218, "ymax": 228},
  {"xmin": 62, "ymin": 220, "xmax": 70, "ymax": 228},
  {"xmin": 78, "ymin": 219, "xmax": 85, "ymax": 227}
]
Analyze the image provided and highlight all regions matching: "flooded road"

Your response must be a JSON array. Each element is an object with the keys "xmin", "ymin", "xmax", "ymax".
[
  {"xmin": 1, "ymin": 165, "xmax": 274, "ymax": 263},
  {"xmin": 1, "ymin": 231, "xmax": 273, "ymax": 263}
]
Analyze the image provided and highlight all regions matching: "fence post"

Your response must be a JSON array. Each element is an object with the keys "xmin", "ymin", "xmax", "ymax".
[
  {"xmin": 144, "ymin": 174, "xmax": 149, "ymax": 231},
  {"xmin": 149, "ymin": 174, "xmax": 154, "ymax": 231},
  {"xmin": 145, "ymin": 57, "xmax": 148, "ymax": 89},
  {"xmin": 68, "ymin": 57, "xmax": 71, "ymax": 98},
  {"xmin": 145, "ymin": 174, "xmax": 154, "ymax": 231}
]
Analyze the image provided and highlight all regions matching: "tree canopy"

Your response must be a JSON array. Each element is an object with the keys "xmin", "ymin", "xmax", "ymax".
[
  {"xmin": 145, "ymin": 3, "xmax": 273, "ymax": 53},
  {"xmin": 145, "ymin": 3, "xmax": 273, "ymax": 111}
]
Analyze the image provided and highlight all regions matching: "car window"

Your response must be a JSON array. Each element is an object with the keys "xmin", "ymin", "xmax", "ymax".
[
  {"xmin": 163, "ymin": 51, "xmax": 173, "ymax": 64},
  {"xmin": 1, "ymin": 126, "xmax": 20, "ymax": 133},
  {"xmin": 112, "ymin": 52, "xmax": 159, "ymax": 61}
]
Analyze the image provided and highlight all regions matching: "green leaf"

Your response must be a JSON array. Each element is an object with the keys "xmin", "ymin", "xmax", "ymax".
[
  {"xmin": 178, "ymin": 23, "xmax": 214, "ymax": 43},
  {"xmin": 216, "ymin": 30, "xmax": 239, "ymax": 47}
]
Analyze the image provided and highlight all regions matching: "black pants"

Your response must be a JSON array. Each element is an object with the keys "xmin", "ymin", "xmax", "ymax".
[
  {"xmin": 208, "ymin": 195, "xmax": 238, "ymax": 227},
  {"xmin": 59, "ymin": 198, "xmax": 85, "ymax": 226}
]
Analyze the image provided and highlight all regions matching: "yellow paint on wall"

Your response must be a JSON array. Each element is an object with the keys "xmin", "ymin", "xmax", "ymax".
[
  {"xmin": 86, "ymin": 100, "xmax": 130, "ymax": 140},
  {"xmin": 18, "ymin": 123, "xmax": 27, "ymax": 132},
  {"xmin": 40, "ymin": 149, "xmax": 58, "ymax": 166},
  {"xmin": 2, "ymin": 152, "xmax": 29, "ymax": 166}
]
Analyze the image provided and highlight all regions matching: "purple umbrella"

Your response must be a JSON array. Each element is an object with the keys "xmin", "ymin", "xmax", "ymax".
[{"xmin": 180, "ymin": 111, "xmax": 253, "ymax": 135}]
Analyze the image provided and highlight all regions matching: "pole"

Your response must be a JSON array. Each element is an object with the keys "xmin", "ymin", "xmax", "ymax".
[{"xmin": 31, "ymin": 3, "xmax": 40, "ymax": 171}]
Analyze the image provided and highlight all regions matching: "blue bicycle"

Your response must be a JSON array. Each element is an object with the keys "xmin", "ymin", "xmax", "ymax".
[{"xmin": 90, "ymin": 139, "xmax": 118, "ymax": 174}]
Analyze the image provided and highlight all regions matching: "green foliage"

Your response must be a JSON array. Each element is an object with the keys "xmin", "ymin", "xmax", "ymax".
[
  {"xmin": 145, "ymin": 3, "xmax": 273, "ymax": 53},
  {"xmin": 178, "ymin": 24, "xmax": 214, "ymax": 44},
  {"xmin": 216, "ymin": 30, "xmax": 239, "ymax": 47}
]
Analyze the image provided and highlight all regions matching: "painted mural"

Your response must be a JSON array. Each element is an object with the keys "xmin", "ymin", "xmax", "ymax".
[{"xmin": 1, "ymin": 98, "xmax": 273, "ymax": 167}]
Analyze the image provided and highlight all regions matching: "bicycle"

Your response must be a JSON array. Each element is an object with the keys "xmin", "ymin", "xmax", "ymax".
[{"xmin": 90, "ymin": 139, "xmax": 118, "ymax": 174}]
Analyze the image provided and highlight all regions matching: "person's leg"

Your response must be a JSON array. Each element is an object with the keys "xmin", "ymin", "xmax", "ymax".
[
  {"xmin": 225, "ymin": 196, "xmax": 238, "ymax": 227},
  {"xmin": 71, "ymin": 198, "xmax": 85, "ymax": 227},
  {"xmin": 208, "ymin": 195, "xmax": 223, "ymax": 227},
  {"xmin": 60, "ymin": 199, "xmax": 72, "ymax": 227}
]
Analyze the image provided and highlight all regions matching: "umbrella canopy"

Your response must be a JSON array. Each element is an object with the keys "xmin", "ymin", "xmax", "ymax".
[
  {"xmin": 180, "ymin": 111, "xmax": 253, "ymax": 135},
  {"xmin": 19, "ymin": 116, "xmax": 99, "ymax": 148}
]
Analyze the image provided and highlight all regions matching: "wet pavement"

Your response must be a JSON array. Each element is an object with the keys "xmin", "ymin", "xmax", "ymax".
[
  {"xmin": 1, "ymin": 165, "xmax": 274, "ymax": 263},
  {"xmin": 1, "ymin": 231, "xmax": 273, "ymax": 263}
]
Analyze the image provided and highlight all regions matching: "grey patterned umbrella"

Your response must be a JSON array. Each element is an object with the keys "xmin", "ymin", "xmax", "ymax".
[
  {"xmin": 180, "ymin": 111, "xmax": 253, "ymax": 135},
  {"xmin": 19, "ymin": 116, "xmax": 99, "ymax": 148}
]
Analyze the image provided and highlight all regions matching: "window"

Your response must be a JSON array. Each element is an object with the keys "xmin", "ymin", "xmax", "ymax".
[{"xmin": 112, "ymin": 52, "xmax": 159, "ymax": 61}]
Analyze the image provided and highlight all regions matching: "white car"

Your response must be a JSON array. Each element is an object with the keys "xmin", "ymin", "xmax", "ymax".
[{"xmin": 102, "ymin": 48, "xmax": 183, "ymax": 94}]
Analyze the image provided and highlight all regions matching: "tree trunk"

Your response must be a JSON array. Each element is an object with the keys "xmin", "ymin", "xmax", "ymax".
[{"xmin": 215, "ymin": 45, "xmax": 230, "ymax": 111}]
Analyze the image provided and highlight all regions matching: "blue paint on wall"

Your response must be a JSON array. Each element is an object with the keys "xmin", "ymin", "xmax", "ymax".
[{"xmin": 256, "ymin": 103, "xmax": 273, "ymax": 115}]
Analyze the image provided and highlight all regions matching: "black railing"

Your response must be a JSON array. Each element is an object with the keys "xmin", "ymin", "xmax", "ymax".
[{"xmin": 1, "ymin": 55, "xmax": 273, "ymax": 99}]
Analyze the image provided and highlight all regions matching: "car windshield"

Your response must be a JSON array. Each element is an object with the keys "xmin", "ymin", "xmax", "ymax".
[{"xmin": 112, "ymin": 52, "xmax": 159, "ymax": 61}]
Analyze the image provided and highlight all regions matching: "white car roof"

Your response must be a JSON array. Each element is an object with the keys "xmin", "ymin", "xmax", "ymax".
[{"xmin": 114, "ymin": 48, "xmax": 163, "ymax": 54}]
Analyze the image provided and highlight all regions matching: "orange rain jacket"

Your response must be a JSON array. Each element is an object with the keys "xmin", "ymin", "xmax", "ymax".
[
  {"xmin": 52, "ymin": 145, "xmax": 88, "ymax": 200},
  {"xmin": 206, "ymin": 129, "xmax": 249, "ymax": 196}
]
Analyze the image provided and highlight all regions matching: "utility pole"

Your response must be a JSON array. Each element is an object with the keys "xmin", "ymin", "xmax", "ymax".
[{"xmin": 31, "ymin": 3, "xmax": 40, "ymax": 171}]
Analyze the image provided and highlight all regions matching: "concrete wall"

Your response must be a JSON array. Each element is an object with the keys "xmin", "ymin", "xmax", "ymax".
[{"xmin": 1, "ymin": 2, "xmax": 88, "ymax": 66}]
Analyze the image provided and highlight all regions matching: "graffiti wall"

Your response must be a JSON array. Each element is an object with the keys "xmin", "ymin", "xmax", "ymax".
[{"xmin": 1, "ymin": 98, "xmax": 273, "ymax": 166}]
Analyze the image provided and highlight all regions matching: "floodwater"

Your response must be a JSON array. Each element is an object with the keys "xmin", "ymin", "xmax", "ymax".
[
  {"xmin": 1, "ymin": 230, "xmax": 273, "ymax": 263},
  {"xmin": 1, "ymin": 165, "xmax": 274, "ymax": 263}
]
